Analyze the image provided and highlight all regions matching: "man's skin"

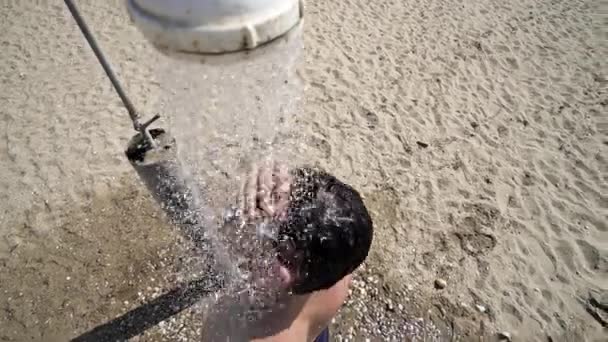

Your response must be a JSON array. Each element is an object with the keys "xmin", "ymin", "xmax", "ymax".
[{"xmin": 201, "ymin": 160, "xmax": 353, "ymax": 342}]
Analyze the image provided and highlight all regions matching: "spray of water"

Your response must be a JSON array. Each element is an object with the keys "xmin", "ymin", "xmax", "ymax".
[{"xmin": 151, "ymin": 26, "xmax": 305, "ymax": 297}]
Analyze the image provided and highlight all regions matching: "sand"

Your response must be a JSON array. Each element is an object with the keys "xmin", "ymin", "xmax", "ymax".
[{"xmin": 0, "ymin": 0, "xmax": 606, "ymax": 341}]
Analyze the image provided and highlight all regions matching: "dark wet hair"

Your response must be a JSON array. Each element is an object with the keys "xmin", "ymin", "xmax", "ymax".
[{"xmin": 275, "ymin": 167, "xmax": 373, "ymax": 294}]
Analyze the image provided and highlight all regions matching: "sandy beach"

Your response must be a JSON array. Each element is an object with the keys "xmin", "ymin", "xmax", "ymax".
[{"xmin": 1, "ymin": 0, "xmax": 606, "ymax": 341}]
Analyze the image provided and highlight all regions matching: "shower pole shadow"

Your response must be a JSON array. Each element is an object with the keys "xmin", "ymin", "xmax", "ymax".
[
  {"xmin": 70, "ymin": 277, "xmax": 220, "ymax": 342},
  {"xmin": 72, "ymin": 130, "xmax": 229, "ymax": 341}
]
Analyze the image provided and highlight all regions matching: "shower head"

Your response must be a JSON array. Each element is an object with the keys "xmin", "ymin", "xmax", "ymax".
[{"xmin": 126, "ymin": 0, "xmax": 304, "ymax": 56}]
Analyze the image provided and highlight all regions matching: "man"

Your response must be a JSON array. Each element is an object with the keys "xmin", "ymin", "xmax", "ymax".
[{"xmin": 201, "ymin": 161, "xmax": 374, "ymax": 342}]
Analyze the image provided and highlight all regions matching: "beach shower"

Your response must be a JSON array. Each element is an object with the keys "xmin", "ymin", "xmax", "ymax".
[{"xmin": 63, "ymin": 0, "xmax": 304, "ymax": 254}]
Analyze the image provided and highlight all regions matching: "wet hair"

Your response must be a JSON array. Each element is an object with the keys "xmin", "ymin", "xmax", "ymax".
[{"xmin": 275, "ymin": 167, "xmax": 373, "ymax": 294}]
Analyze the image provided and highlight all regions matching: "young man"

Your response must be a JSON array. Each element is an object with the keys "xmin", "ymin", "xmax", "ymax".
[{"xmin": 201, "ymin": 161, "xmax": 374, "ymax": 341}]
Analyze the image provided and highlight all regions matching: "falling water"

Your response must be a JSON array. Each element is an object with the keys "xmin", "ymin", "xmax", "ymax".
[{"xmin": 151, "ymin": 25, "xmax": 304, "ymax": 293}]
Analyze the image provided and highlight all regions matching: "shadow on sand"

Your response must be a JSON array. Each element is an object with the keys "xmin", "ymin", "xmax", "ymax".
[{"xmin": 71, "ymin": 277, "xmax": 220, "ymax": 342}]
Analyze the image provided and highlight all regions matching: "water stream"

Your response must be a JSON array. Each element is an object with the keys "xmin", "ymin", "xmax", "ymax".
[{"xmin": 151, "ymin": 25, "xmax": 305, "ymax": 294}]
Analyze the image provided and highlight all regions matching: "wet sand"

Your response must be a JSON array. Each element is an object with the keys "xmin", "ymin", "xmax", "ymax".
[{"xmin": 1, "ymin": 0, "xmax": 606, "ymax": 341}]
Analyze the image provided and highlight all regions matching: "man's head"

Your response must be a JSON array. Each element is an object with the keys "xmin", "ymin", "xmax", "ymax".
[{"xmin": 274, "ymin": 167, "xmax": 373, "ymax": 295}]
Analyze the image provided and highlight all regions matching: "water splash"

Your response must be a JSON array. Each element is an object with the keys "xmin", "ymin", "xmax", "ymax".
[{"xmin": 151, "ymin": 26, "xmax": 304, "ymax": 292}]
